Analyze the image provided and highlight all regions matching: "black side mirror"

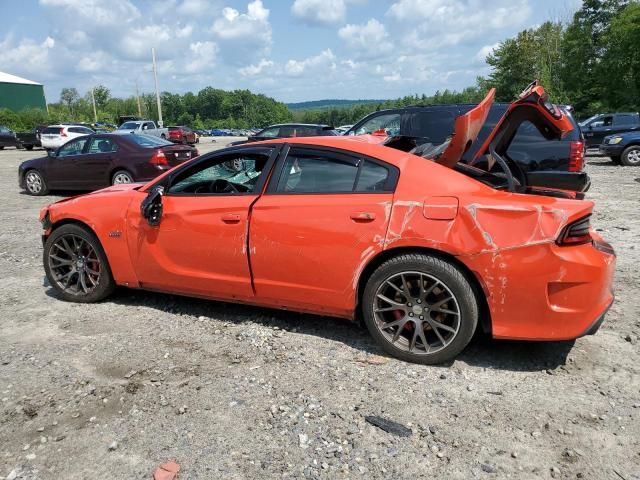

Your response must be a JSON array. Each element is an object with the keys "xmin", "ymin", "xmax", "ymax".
[{"xmin": 141, "ymin": 185, "xmax": 164, "ymax": 226}]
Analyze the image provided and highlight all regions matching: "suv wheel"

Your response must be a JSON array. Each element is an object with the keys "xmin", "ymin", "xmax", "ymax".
[{"xmin": 621, "ymin": 145, "xmax": 640, "ymax": 166}]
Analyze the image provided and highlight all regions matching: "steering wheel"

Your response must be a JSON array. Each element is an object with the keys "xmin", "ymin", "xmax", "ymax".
[{"xmin": 209, "ymin": 179, "xmax": 239, "ymax": 194}]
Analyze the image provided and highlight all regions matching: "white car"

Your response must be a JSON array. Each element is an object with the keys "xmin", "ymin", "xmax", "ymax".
[{"xmin": 40, "ymin": 125, "xmax": 95, "ymax": 150}]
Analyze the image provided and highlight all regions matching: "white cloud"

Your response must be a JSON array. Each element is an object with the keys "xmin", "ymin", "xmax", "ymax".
[
  {"xmin": 213, "ymin": 0, "xmax": 271, "ymax": 43},
  {"xmin": 185, "ymin": 41, "xmax": 219, "ymax": 73},
  {"xmin": 338, "ymin": 19, "xmax": 392, "ymax": 56},
  {"xmin": 0, "ymin": 35, "xmax": 55, "ymax": 76},
  {"xmin": 239, "ymin": 59, "xmax": 275, "ymax": 76},
  {"xmin": 384, "ymin": 73, "xmax": 401, "ymax": 82},
  {"xmin": 291, "ymin": 0, "xmax": 347, "ymax": 25},
  {"xmin": 475, "ymin": 42, "xmax": 500, "ymax": 63},
  {"xmin": 39, "ymin": 0, "xmax": 140, "ymax": 27},
  {"xmin": 387, "ymin": 0, "xmax": 532, "ymax": 48},
  {"xmin": 284, "ymin": 49, "xmax": 336, "ymax": 77}
]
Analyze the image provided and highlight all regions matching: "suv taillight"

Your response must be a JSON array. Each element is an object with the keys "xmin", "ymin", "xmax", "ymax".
[
  {"xmin": 150, "ymin": 149, "xmax": 169, "ymax": 167},
  {"xmin": 557, "ymin": 215, "xmax": 592, "ymax": 246},
  {"xmin": 568, "ymin": 141, "xmax": 584, "ymax": 172}
]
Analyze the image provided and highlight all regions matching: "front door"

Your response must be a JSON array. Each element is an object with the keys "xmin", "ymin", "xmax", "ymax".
[
  {"xmin": 46, "ymin": 136, "xmax": 90, "ymax": 189},
  {"xmin": 126, "ymin": 146, "xmax": 277, "ymax": 300},
  {"xmin": 249, "ymin": 146, "xmax": 397, "ymax": 318}
]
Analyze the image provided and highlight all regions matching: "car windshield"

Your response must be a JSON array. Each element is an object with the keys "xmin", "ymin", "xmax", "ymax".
[
  {"xmin": 125, "ymin": 134, "xmax": 172, "ymax": 147},
  {"xmin": 119, "ymin": 122, "xmax": 142, "ymax": 129},
  {"xmin": 578, "ymin": 115, "xmax": 600, "ymax": 127}
]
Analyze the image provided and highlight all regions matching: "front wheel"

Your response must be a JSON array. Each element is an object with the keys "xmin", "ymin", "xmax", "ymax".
[
  {"xmin": 160, "ymin": 134, "xmax": 166, "ymax": 139},
  {"xmin": 111, "ymin": 170, "xmax": 134, "ymax": 185},
  {"xmin": 621, "ymin": 145, "xmax": 640, "ymax": 166},
  {"xmin": 25, "ymin": 145, "xmax": 34, "ymax": 151},
  {"xmin": 362, "ymin": 254, "xmax": 478, "ymax": 365},
  {"xmin": 43, "ymin": 224, "xmax": 115, "ymax": 302},
  {"xmin": 24, "ymin": 169, "xmax": 49, "ymax": 196}
]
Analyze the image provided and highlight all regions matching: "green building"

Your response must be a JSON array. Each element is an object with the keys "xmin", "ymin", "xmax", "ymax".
[{"xmin": 0, "ymin": 71, "xmax": 47, "ymax": 111}]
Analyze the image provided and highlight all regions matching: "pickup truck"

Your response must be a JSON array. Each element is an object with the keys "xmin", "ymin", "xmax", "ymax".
[
  {"xmin": 113, "ymin": 120, "xmax": 168, "ymax": 139},
  {"xmin": 0, "ymin": 125, "xmax": 44, "ymax": 150},
  {"xmin": 579, "ymin": 112, "xmax": 640, "ymax": 147}
]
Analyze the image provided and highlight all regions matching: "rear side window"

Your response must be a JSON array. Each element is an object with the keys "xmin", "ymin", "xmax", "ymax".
[
  {"xmin": 274, "ymin": 148, "xmax": 396, "ymax": 194},
  {"xmin": 614, "ymin": 114, "xmax": 638, "ymax": 126},
  {"xmin": 87, "ymin": 137, "xmax": 118, "ymax": 153},
  {"xmin": 43, "ymin": 127, "xmax": 61, "ymax": 135},
  {"xmin": 402, "ymin": 110, "xmax": 457, "ymax": 143},
  {"xmin": 68, "ymin": 127, "xmax": 93, "ymax": 134}
]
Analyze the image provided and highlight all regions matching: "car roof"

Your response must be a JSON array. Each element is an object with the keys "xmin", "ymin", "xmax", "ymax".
[{"xmin": 249, "ymin": 135, "xmax": 411, "ymax": 167}]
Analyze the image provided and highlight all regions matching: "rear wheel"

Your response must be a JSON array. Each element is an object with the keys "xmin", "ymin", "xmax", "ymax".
[
  {"xmin": 111, "ymin": 170, "xmax": 134, "ymax": 185},
  {"xmin": 362, "ymin": 254, "xmax": 478, "ymax": 364},
  {"xmin": 24, "ymin": 169, "xmax": 48, "ymax": 196},
  {"xmin": 43, "ymin": 224, "xmax": 115, "ymax": 303},
  {"xmin": 25, "ymin": 145, "xmax": 34, "ymax": 151},
  {"xmin": 161, "ymin": 134, "xmax": 166, "ymax": 139},
  {"xmin": 621, "ymin": 145, "xmax": 640, "ymax": 166}
]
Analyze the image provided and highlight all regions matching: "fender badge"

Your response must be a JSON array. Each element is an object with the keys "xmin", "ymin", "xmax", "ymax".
[{"xmin": 108, "ymin": 230, "xmax": 122, "ymax": 238}]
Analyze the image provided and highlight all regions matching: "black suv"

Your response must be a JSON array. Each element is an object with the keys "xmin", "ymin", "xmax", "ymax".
[
  {"xmin": 578, "ymin": 112, "xmax": 640, "ymax": 148},
  {"xmin": 346, "ymin": 103, "xmax": 588, "ymax": 192}
]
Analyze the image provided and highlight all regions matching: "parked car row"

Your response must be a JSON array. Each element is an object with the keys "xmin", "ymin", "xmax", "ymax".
[{"xmin": 35, "ymin": 82, "xmax": 616, "ymax": 365}]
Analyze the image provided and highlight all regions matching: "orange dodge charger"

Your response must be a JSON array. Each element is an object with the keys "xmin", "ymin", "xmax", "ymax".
[{"xmin": 39, "ymin": 82, "xmax": 615, "ymax": 364}]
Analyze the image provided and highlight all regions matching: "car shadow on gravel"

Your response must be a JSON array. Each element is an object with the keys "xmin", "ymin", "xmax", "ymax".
[{"xmin": 56, "ymin": 287, "xmax": 576, "ymax": 373}]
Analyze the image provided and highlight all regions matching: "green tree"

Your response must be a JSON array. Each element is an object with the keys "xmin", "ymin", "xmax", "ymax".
[{"xmin": 60, "ymin": 87, "xmax": 79, "ymax": 114}]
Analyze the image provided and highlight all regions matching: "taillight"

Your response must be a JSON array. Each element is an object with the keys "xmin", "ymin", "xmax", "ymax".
[
  {"xmin": 150, "ymin": 149, "xmax": 169, "ymax": 167},
  {"xmin": 60, "ymin": 128, "xmax": 67, "ymax": 137},
  {"xmin": 568, "ymin": 141, "xmax": 584, "ymax": 172},
  {"xmin": 557, "ymin": 215, "xmax": 592, "ymax": 246}
]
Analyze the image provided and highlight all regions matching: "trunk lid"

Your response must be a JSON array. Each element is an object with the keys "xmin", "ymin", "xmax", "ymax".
[{"xmin": 160, "ymin": 144, "xmax": 197, "ymax": 166}]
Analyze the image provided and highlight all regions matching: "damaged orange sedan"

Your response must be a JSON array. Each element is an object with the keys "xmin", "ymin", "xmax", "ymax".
[{"xmin": 39, "ymin": 82, "xmax": 615, "ymax": 364}]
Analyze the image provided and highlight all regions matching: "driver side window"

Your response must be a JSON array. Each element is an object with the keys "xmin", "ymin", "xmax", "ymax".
[
  {"xmin": 58, "ymin": 138, "xmax": 88, "ymax": 157},
  {"xmin": 167, "ymin": 149, "xmax": 272, "ymax": 195}
]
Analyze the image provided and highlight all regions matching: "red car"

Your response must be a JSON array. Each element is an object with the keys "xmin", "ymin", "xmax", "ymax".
[
  {"xmin": 38, "ymin": 82, "xmax": 615, "ymax": 364},
  {"xmin": 167, "ymin": 126, "xmax": 196, "ymax": 145}
]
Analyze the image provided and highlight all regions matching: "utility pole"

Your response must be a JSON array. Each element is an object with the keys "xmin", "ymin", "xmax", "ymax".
[
  {"xmin": 135, "ymin": 80, "xmax": 142, "ymax": 118},
  {"xmin": 90, "ymin": 87, "xmax": 98, "ymax": 123},
  {"xmin": 151, "ymin": 47, "xmax": 163, "ymax": 127}
]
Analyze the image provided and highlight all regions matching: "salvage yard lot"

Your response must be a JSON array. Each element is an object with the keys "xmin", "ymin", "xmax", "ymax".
[{"xmin": 0, "ymin": 145, "xmax": 639, "ymax": 479}]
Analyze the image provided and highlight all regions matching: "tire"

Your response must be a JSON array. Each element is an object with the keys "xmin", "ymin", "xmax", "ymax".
[
  {"xmin": 0, "ymin": 146, "xmax": 4, "ymax": 150},
  {"xmin": 621, "ymin": 145, "xmax": 640, "ymax": 166},
  {"xmin": 111, "ymin": 170, "xmax": 134, "ymax": 185},
  {"xmin": 362, "ymin": 253, "xmax": 479, "ymax": 365},
  {"xmin": 25, "ymin": 145, "xmax": 34, "ymax": 151},
  {"xmin": 43, "ymin": 224, "xmax": 116, "ymax": 303},
  {"xmin": 161, "ymin": 134, "xmax": 166, "ymax": 139},
  {"xmin": 24, "ymin": 169, "xmax": 49, "ymax": 196}
]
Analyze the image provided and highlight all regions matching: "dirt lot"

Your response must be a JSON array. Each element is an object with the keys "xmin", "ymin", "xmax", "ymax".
[{"xmin": 0, "ymin": 142, "xmax": 639, "ymax": 480}]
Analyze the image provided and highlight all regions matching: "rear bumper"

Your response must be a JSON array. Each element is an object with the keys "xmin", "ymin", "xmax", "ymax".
[
  {"xmin": 599, "ymin": 144, "xmax": 624, "ymax": 157},
  {"xmin": 461, "ymin": 235, "xmax": 616, "ymax": 341}
]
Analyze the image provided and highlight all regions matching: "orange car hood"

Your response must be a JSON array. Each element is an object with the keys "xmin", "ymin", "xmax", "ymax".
[{"xmin": 435, "ymin": 81, "xmax": 574, "ymax": 168}]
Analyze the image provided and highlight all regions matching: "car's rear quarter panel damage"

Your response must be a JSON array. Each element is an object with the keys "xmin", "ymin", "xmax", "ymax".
[{"xmin": 382, "ymin": 157, "xmax": 613, "ymax": 340}]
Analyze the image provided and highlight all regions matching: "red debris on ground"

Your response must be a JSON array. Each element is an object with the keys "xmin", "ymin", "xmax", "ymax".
[{"xmin": 153, "ymin": 461, "xmax": 180, "ymax": 480}]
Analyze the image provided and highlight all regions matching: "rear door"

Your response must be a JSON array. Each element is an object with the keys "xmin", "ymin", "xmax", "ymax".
[
  {"xmin": 81, "ymin": 136, "xmax": 119, "ymax": 187},
  {"xmin": 249, "ymin": 145, "xmax": 398, "ymax": 317}
]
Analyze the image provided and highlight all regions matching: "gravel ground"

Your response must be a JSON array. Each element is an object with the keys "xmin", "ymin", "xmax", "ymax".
[{"xmin": 0, "ymin": 142, "xmax": 639, "ymax": 480}]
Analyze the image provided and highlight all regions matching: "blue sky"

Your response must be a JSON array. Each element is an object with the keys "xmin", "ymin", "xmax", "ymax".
[{"xmin": 1, "ymin": 0, "xmax": 582, "ymax": 103}]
